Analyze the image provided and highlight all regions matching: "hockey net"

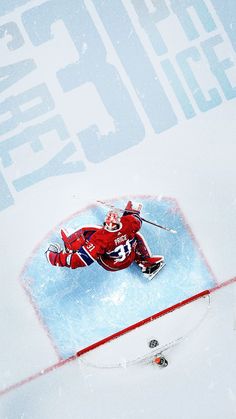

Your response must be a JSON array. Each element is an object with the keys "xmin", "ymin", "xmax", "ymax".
[{"xmin": 76, "ymin": 290, "xmax": 211, "ymax": 369}]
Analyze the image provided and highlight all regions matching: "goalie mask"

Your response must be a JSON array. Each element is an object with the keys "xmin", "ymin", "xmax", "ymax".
[{"xmin": 104, "ymin": 211, "xmax": 121, "ymax": 231}]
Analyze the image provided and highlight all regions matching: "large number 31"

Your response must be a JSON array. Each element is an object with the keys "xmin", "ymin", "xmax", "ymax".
[{"xmin": 114, "ymin": 240, "xmax": 132, "ymax": 262}]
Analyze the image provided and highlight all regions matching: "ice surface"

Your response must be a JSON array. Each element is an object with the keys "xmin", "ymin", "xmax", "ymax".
[
  {"xmin": 1, "ymin": 0, "xmax": 236, "ymax": 418},
  {"xmin": 21, "ymin": 197, "xmax": 216, "ymax": 358}
]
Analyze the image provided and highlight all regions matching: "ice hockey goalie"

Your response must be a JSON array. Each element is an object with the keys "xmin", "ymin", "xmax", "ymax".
[{"xmin": 46, "ymin": 201, "xmax": 165, "ymax": 279}]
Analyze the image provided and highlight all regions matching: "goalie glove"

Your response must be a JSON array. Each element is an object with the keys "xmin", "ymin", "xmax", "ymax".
[{"xmin": 123, "ymin": 200, "xmax": 142, "ymax": 217}]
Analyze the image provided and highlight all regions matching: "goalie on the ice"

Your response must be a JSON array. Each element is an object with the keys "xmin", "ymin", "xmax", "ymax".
[{"xmin": 46, "ymin": 201, "xmax": 165, "ymax": 279}]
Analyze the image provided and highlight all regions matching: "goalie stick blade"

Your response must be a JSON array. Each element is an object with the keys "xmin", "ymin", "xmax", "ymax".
[{"xmin": 144, "ymin": 262, "xmax": 166, "ymax": 281}]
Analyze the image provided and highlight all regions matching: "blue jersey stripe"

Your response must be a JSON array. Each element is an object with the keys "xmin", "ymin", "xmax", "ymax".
[{"xmin": 77, "ymin": 247, "xmax": 94, "ymax": 266}]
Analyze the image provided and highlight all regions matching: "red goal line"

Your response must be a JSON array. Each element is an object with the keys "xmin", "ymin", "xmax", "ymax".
[
  {"xmin": 76, "ymin": 289, "xmax": 210, "ymax": 358},
  {"xmin": 2, "ymin": 278, "xmax": 235, "ymax": 398}
]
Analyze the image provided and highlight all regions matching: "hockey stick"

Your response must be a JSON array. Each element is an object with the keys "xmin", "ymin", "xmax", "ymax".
[{"xmin": 97, "ymin": 200, "xmax": 177, "ymax": 234}]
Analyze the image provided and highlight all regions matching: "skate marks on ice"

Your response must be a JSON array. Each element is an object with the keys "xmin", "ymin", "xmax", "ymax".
[{"xmin": 20, "ymin": 196, "xmax": 216, "ymax": 359}]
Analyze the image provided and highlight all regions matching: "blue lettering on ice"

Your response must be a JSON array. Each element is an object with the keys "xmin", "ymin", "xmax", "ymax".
[
  {"xmin": 131, "ymin": 0, "xmax": 169, "ymax": 56},
  {"xmin": 177, "ymin": 47, "xmax": 222, "ymax": 112},
  {"xmin": 0, "ymin": 84, "xmax": 55, "ymax": 136},
  {"xmin": 201, "ymin": 35, "xmax": 236, "ymax": 100},
  {"xmin": 0, "ymin": 0, "xmax": 235, "ymax": 212},
  {"xmin": 0, "ymin": 22, "xmax": 24, "ymax": 50},
  {"xmin": 0, "ymin": 172, "xmax": 14, "ymax": 211},
  {"xmin": 0, "ymin": 0, "xmax": 31, "ymax": 17},
  {"xmin": 22, "ymin": 0, "xmax": 145, "ymax": 163},
  {"xmin": 0, "ymin": 59, "xmax": 36, "ymax": 93},
  {"xmin": 170, "ymin": 0, "xmax": 216, "ymax": 40},
  {"xmin": 0, "ymin": 57, "xmax": 38, "ymax": 211},
  {"xmin": 13, "ymin": 142, "xmax": 85, "ymax": 191},
  {"xmin": 93, "ymin": 0, "xmax": 177, "ymax": 133},
  {"xmin": 161, "ymin": 59, "xmax": 196, "ymax": 119},
  {"xmin": 0, "ymin": 115, "xmax": 68, "ymax": 167},
  {"xmin": 211, "ymin": 0, "xmax": 236, "ymax": 53}
]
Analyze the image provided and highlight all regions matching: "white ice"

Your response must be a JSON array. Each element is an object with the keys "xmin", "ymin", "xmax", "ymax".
[{"xmin": 0, "ymin": 1, "xmax": 236, "ymax": 418}]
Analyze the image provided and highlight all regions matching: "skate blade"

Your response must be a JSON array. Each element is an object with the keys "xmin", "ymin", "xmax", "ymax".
[{"xmin": 144, "ymin": 262, "xmax": 166, "ymax": 281}]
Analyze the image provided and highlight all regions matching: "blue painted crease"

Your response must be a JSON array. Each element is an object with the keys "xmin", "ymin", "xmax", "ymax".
[{"xmin": 21, "ymin": 197, "xmax": 216, "ymax": 358}]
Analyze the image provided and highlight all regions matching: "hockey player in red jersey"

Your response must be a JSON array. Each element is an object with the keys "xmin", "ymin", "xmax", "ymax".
[{"xmin": 46, "ymin": 201, "xmax": 165, "ymax": 279}]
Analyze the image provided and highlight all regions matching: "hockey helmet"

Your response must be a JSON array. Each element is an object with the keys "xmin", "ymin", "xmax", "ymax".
[{"xmin": 104, "ymin": 211, "xmax": 121, "ymax": 231}]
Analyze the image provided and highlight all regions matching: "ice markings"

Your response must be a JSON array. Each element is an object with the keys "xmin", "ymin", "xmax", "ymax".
[{"xmin": 20, "ymin": 197, "xmax": 216, "ymax": 358}]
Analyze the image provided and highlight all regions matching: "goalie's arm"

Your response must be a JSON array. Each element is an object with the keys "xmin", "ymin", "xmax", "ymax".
[{"xmin": 46, "ymin": 236, "xmax": 103, "ymax": 269}]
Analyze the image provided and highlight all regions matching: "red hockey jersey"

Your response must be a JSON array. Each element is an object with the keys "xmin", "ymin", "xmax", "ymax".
[{"xmin": 69, "ymin": 214, "xmax": 143, "ymax": 271}]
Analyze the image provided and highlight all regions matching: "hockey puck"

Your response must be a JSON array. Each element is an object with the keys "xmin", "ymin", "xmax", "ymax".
[{"xmin": 149, "ymin": 339, "xmax": 159, "ymax": 348}]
